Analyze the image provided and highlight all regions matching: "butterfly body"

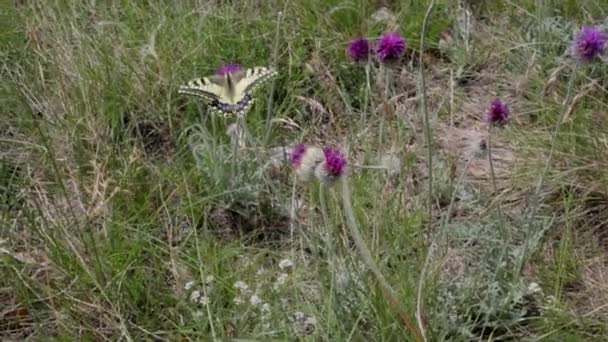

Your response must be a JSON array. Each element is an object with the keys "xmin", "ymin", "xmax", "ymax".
[{"xmin": 179, "ymin": 66, "xmax": 277, "ymax": 117}]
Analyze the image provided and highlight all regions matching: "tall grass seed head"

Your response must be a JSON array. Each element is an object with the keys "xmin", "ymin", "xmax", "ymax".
[
  {"xmin": 347, "ymin": 38, "xmax": 371, "ymax": 62},
  {"xmin": 573, "ymin": 26, "xmax": 607, "ymax": 63},
  {"xmin": 292, "ymin": 145, "xmax": 325, "ymax": 183},
  {"xmin": 315, "ymin": 147, "xmax": 346, "ymax": 185},
  {"xmin": 376, "ymin": 32, "xmax": 407, "ymax": 64},
  {"xmin": 486, "ymin": 99, "xmax": 510, "ymax": 126}
]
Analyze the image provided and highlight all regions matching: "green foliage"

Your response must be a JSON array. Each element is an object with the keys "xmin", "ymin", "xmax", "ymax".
[{"xmin": 2, "ymin": 0, "xmax": 608, "ymax": 340}]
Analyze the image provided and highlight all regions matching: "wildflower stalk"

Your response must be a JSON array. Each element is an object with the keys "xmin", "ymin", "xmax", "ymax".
[
  {"xmin": 479, "ymin": 127, "xmax": 511, "ymax": 340},
  {"xmin": 378, "ymin": 66, "xmax": 391, "ymax": 150},
  {"xmin": 340, "ymin": 177, "xmax": 424, "ymax": 342},
  {"xmin": 263, "ymin": 9, "xmax": 283, "ymax": 146},
  {"xmin": 517, "ymin": 63, "xmax": 578, "ymax": 274},
  {"xmin": 230, "ymin": 118, "xmax": 239, "ymax": 180},
  {"xmin": 416, "ymin": 1, "xmax": 435, "ymax": 340},
  {"xmin": 487, "ymin": 127, "xmax": 508, "ymax": 241},
  {"xmin": 289, "ymin": 173, "xmax": 298, "ymax": 261},
  {"xmin": 419, "ymin": 0, "xmax": 434, "ymax": 237},
  {"xmin": 363, "ymin": 61, "xmax": 373, "ymax": 125}
]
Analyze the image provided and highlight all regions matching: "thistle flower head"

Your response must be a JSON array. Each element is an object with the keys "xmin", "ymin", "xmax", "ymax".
[
  {"xmin": 314, "ymin": 147, "xmax": 346, "ymax": 185},
  {"xmin": 573, "ymin": 26, "xmax": 607, "ymax": 63},
  {"xmin": 486, "ymin": 99, "xmax": 510, "ymax": 126},
  {"xmin": 347, "ymin": 38, "xmax": 371, "ymax": 62},
  {"xmin": 290, "ymin": 144, "xmax": 307, "ymax": 167},
  {"xmin": 322, "ymin": 147, "xmax": 346, "ymax": 177},
  {"xmin": 291, "ymin": 145, "xmax": 325, "ymax": 183},
  {"xmin": 216, "ymin": 64, "xmax": 242, "ymax": 76},
  {"xmin": 376, "ymin": 32, "xmax": 407, "ymax": 63}
]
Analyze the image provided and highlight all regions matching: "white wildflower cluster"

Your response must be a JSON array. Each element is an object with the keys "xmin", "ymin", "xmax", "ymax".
[
  {"xmin": 232, "ymin": 279, "xmax": 274, "ymax": 330},
  {"xmin": 184, "ymin": 275, "xmax": 215, "ymax": 310},
  {"xmin": 233, "ymin": 280, "xmax": 251, "ymax": 305},
  {"xmin": 185, "ymin": 256, "xmax": 308, "ymax": 333},
  {"xmin": 229, "ymin": 257, "xmax": 302, "ymax": 334},
  {"xmin": 249, "ymin": 294, "xmax": 263, "ymax": 306},
  {"xmin": 272, "ymin": 258, "xmax": 294, "ymax": 291},
  {"xmin": 273, "ymin": 272, "xmax": 289, "ymax": 291}
]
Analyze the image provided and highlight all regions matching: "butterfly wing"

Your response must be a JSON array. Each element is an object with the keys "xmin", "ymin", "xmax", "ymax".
[
  {"xmin": 178, "ymin": 76, "xmax": 235, "ymax": 118},
  {"xmin": 178, "ymin": 66, "xmax": 277, "ymax": 118},
  {"xmin": 232, "ymin": 67, "xmax": 278, "ymax": 103}
]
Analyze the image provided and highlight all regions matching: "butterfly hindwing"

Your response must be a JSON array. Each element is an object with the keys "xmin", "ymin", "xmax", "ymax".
[{"xmin": 178, "ymin": 77, "xmax": 227, "ymax": 102}]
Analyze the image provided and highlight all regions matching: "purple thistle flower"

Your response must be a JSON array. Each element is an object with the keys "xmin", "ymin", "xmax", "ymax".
[
  {"xmin": 321, "ymin": 147, "xmax": 346, "ymax": 177},
  {"xmin": 216, "ymin": 64, "xmax": 242, "ymax": 76},
  {"xmin": 347, "ymin": 38, "xmax": 371, "ymax": 62},
  {"xmin": 486, "ymin": 99, "xmax": 510, "ymax": 126},
  {"xmin": 376, "ymin": 32, "xmax": 407, "ymax": 63},
  {"xmin": 291, "ymin": 144, "xmax": 307, "ymax": 167},
  {"xmin": 573, "ymin": 26, "xmax": 607, "ymax": 63}
]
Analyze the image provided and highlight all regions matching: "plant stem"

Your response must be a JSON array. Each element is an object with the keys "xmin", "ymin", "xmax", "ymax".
[
  {"xmin": 263, "ymin": 9, "xmax": 284, "ymax": 146},
  {"xmin": 417, "ymin": 1, "xmax": 435, "ymax": 340},
  {"xmin": 363, "ymin": 61, "xmax": 372, "ymax": 125},
  {"xmin": 487, "ymin": 127, "xmax": 508, "ymax": 241},
  {"xmin": 340, "ymin": 177, "xmax": 424, "ymax": 342},
  {"xmin": 517, "ymin": 63, "xmax": 579, "ymax": 274}
]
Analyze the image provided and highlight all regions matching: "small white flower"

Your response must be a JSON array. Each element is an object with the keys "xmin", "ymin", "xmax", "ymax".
[
  {"xmin": 273, "ymin": 273, "xmax": 289, "ymax": 290},
  {"xmin": 238, "ymin": 256, "xmax": 253, "ymax": 267},
  {"xmin": 290, "ymin": 311, "xmax": 305, "ymax": 322},
  {"xmin": 190, "ymin": 290, "xmax": 201, "ymax": 303},
  {"xmin": 234, "ymin": 281, "xmax": 250, "ymax": 293},
  {"xmin": 250, "ymin": 294, "xmax": 262, "ymax": 306},
  {"xmin": 204, "ymin": 275, "xmax": 215, "ymax": 284},
  {"xmin": 261, "ymin": 303, "xmax": 271, "ymax": 314},
  {"xmin": 198, "ymin": 295, "xmax": 210, "ymax": 305},
  {"xmin": 234, "ymin": 297, "xmax": 244, "ymax": 305},
  {"xmin": 528, "ymin": 282, "xmax": 542, "ymax": 294},
  {"xmin": 184, "ymin": 281, "xmax": 195, "ymax": 291},
  {"xmin": 256, "ymin": 267, "xmax": 268, "ymax": 277},
  {"xmin": 278, "ymin": 259, "xmax": 294, "ymax": 270}
]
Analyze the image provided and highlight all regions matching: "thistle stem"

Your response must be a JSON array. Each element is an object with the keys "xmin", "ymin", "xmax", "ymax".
[
  {"xmin": 517, "ymin": 63, "xmax": 579, "ymax": 274},
  {"xmin": 487, "ymin": 127, "xmax": 508, "ymax": 241},
  {"xmin": 417, "ymin": 1, "xmax": 435, "ymax": 340},
  {"xmin": 341, "ymin": 177, "xmax": 424, "ymax": 342}
]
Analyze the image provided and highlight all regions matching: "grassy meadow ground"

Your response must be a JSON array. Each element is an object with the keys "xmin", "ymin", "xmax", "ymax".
[{"xmin": 2, "ymin": 0, "xmax": 608, "ymax": 340}]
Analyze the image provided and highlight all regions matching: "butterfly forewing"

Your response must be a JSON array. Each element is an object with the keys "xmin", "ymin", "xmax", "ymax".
[{"xmin": 233, "ymin": 67, "xmax": 278, "ymax": 100}]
